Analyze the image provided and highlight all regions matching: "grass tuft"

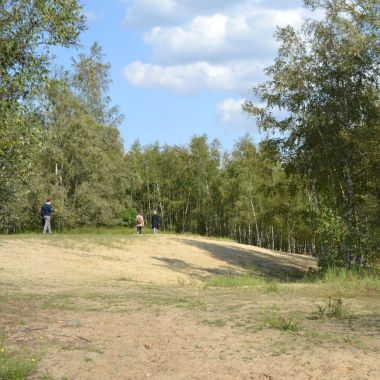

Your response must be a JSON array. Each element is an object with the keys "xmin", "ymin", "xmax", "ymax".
[
  {"xmin": 314, "ymin": 297, "xmax": 348, "ymax": 319},
  {"xmin": 0, "ymin": 348, "xmax": 38, "ymax": 380},
  {"xmin": 263, "ymin": 311, "xmax": 302, "ymax": 332}
]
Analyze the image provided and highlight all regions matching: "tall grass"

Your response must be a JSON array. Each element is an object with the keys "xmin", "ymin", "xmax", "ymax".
[
  {"xmin": 206, "ymin": 268, "xmax": 380, "ymax": 297},
  {"xmin": 0, "ymin": 349, "xmax": 37, "ymax": 380},
  {"xmin": 291, "ymin": 267, "xmax": 380, "ymax": 299},
  {"xmin": 304, "ymin": 267, "xmax": 380, "ymax": 290}
]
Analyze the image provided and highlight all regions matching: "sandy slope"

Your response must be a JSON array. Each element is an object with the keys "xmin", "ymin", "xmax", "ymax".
[{"xmin": 0, "ymin": 234, "xmax": 316, "ymax": 290}]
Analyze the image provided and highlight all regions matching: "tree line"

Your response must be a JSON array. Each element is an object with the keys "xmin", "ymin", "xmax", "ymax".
[{"xmin": 0, "ymin": 0, "xmax": 378, "ymax": 268}]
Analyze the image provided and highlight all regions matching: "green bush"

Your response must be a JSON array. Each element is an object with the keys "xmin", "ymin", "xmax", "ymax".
[{"xmin": 122, "ymin": 208, "xmax": 137, "ymax": 227}]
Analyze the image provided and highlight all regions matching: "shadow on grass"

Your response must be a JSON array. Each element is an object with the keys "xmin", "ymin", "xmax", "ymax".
[
  {"xmin": 154, "ymin": 238, "xmax": 315, "ymax": 281},
  {"xmin": 152, "ymin": 256, "xmax": 243, "ymax": 282}
]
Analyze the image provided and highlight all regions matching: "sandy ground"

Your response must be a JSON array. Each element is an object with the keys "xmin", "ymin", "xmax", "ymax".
[
  {"xmin": 0, "ymin": 234, "xmax": 317, "ymax": 288},
  {"xmin": 0, "ymin": 234, "xmax": 379, "ymax": 380}
]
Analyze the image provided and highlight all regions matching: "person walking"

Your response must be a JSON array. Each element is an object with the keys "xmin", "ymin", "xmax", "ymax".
[
  {"xmin": 41, "ymin": 197, "xmax": 54, "ymax": 234},
  {"xmin": 136, "ymin": 212, "xmax": 144, "ymax": 236},
  {"xmin": 151, "ymin": 210, "xmax": 160, "ymax": 235}
]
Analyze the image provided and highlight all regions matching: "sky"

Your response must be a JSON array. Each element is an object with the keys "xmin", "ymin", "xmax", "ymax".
[{"xmin": 53, "ymin": 0, "xmax": 312, "ymax": 152}]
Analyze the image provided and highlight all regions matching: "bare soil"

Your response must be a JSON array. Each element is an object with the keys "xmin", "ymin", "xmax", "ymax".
[{"xmin": 0, "ymin": 234, "xmax": 379, "ymax": 380}]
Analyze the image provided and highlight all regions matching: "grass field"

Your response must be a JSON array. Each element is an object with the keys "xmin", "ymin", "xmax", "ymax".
[{"xmin": 0, "ymin": 232, "xmax": 379, "ymax": 379}]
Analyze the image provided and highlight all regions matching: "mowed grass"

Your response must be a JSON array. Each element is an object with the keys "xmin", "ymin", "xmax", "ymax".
[{"xmin": 0, "ymin": 232, "xmax": 379, "ymax": 378}]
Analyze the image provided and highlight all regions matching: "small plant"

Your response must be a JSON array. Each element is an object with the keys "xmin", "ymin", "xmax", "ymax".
[
  {"xmin": 263, "ymin": 311, "xmax": 302, "ymax": 332},
  {"xmin": 316, "ymin": 304, "xmax": 326, "ymax": 319},
  {"xmin": 0, "ymin": 347, "xmax": 38, "ymax": 380},
  {"xmin": 314, "ymin": 297, "xmax": 348, "ymax": 319}
]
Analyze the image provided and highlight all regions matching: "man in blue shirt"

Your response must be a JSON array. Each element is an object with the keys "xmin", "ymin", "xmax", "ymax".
[{"xmin": 41, "ymin": 197, "xmax": 54, "ymax": 234}]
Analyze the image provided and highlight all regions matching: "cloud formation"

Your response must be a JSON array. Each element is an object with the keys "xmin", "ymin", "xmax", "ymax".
[
  {"xmin": 123, "ymin": 60, "xmax": 266, "ymax": 94},
  {"xmin": 216, "ymin": 98, "xmax": 259, "ymax": 133},
  {"xmin": 123, "ymin": 0, "xmax": 308, "ymax": 94},
  {"xmin": 143, "ymin": 8, "xmax": 305, "ymax": 64}
]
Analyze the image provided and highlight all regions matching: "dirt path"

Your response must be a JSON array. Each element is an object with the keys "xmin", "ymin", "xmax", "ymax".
[{"xmin": 0, "ymin": 234, "xmax": 379, "ymax": 380}]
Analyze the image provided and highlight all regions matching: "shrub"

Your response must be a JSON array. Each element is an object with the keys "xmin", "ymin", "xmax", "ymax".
[{"xmin": 122, "ymin": 208, "xmax": 137, "ymax": 227}]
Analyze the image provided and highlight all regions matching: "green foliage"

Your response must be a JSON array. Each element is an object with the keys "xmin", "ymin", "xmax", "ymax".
[
  {"xmin": 24, "ymin": 45, "xmax": 128, "ymax": 229},
  {"xmin": 244, "ymin": 0, "xmax": 380, "ymax": 267},
  {"xmin": 315, "ymin": 207, "xmax": 349, "ymax": 267},
  {"xmin": 303, "ymin": 267, "xmax": 380, "ymax": 295},
  {"xmin": 0, "ymin": 0, "xmax": 86, "ymax": 101},
  {"xmin": 122, "ymin": 208, "xmax": 137, "ymax": 227},
  {"xmin": 0, "ymin": 107, "xmax": 43, "ymax": 231},
  {"xmin": 0, "ymin": 0, "xmax": 86, "ymax": 231},
  {"xmin": 72, "ymin": 42, "xmax": 122, "ymax": 127},
  {"xmin": 126, "ymin": 135, "xmax": 314, "ymax": 254}
]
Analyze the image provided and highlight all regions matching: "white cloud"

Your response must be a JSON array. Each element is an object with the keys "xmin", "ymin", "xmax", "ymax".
[
  {"xmin": 216, "ymin": 98, "xmax": 259, "ymax": 133},
  {"xmin": 123, "ymin": 60, "xmax": 267, "ymax": 94},
  {"xmin": 143, "ymin": 14, "xmax": 227, "ymax": 64},
  {"xmin": 120, "ymin": 0, "xmax": 311, "ymax": 137},
  {"xmin": 124, "ymin": 0, "xmax": 237, "ymax": 28},
  {"xmin": 122, "ymin": 1, "xmax": 310, "ymax": 94},
  {"xmin": 142, "ymin": 8, "xmax": 305, "ymax": 64},
  {"xmin": 124, "ymin": 0, "xmax": 305, "ymax": 28}
]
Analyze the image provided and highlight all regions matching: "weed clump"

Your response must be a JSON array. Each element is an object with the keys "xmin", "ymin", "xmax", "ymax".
[
  {"xmin": 314, "ymin": 297, "xmax": 348, "ymax": 319},
  {"xmin": 263, "ymin": 311, "xmax": 302, "ymax": 332}
]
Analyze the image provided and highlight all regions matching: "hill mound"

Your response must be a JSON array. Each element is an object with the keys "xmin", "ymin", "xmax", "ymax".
[{"xmin": 1, "ymin": 234, "xmax": 316, "ymax": 290}]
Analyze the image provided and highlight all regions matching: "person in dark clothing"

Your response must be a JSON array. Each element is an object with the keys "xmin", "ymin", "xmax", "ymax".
[
  {"xmin": 151, "ymin": 210, "xmax": 160, "ymax": 235},
  {"xmin": 41, "ymin": 197, "xmax": 54, "ymax": 234}
]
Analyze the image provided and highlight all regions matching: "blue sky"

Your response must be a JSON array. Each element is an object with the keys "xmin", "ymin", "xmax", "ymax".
[{"xmin": 53, "ymin": 0, "xmax": 310, "ymax": 152}]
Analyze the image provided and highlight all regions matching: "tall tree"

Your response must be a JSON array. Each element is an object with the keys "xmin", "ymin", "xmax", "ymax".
[
  {"xmin": 72, "ymin": 42, "xmax": 122, "ymax": 127},
  {"xmin": 0, "ymin": 0, "xmax": 86, "ymax": 230},
  {"xmin": 244, "ymin": 0, "xmax": 380, "ymax": 267}
]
